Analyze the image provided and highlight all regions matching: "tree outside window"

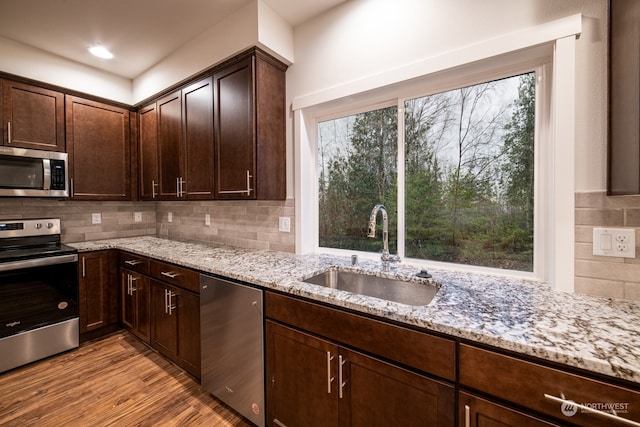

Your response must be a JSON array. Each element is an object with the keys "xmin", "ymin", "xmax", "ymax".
[{"xmin": 318, "ymin": 72, "xmax": 535, "ymax": 272}]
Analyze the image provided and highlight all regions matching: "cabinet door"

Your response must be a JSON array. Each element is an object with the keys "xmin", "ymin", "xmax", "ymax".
[
  {"xmin": 182, "ymin": 77, "xmax": 214, "ymax": 199},
  {"xmin": 157, "ymin": 91, "xmax": 182, "ymax": 198},
  {"xmin": 138, "ymin": 102, "xmax": 159, "ymax": 200},
  {"xmin": 150, "ymin": 279, "xmax": 179, "ymax": 359},
  {"xmin": 66, "ymin": 96, "xmax": 131, "ymax": 200},
  {"xmin": 121, "ymin": 269, "xmax": 150, "ymax": 343},
  {"xmin": 1, "ymin": 80, "xmax": 65, "ymax": 151},
  {"xmin": 340, "ymin": 347, "xmax": 455, "ymax": 427},
  {"xmin": 266, "ymin": 321, "xmax": 339, "ymax": 427},
  {"xmin": 214, "ymin": 57, "xmax": 256, "ymax": 199},
  {"xmin": 176, "ymin": 288, "xmax": 200, "ymax": 378},
  {"xmin": 79, "ymin": 250, "xmax": 117, "ymax": 334},
  {"xmin": 459, "ymin": 392, "xmax": 560, "ymax": 427}
]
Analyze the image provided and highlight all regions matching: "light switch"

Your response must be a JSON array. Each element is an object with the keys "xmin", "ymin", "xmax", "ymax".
[{"xmin": 600, "ymin": 233, "xmax": 612, "ymax": 250}]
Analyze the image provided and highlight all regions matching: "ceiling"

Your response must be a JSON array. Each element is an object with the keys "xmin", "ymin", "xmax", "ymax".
[{"xmin": 0, "ymin": 0, "xmax": 346, "ymax": 80}]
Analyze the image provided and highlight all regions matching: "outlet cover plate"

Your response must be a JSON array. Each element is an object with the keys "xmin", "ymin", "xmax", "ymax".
[
  {"xmin": 92, "ymin": 213, "xmax": 101, "ymax": 224},
  {"xmin": 279, "ymin": 217, "xmax": 291, "ymax": 233},
  {"xmin": 593, "ymin": 227, "xmax": 636, "ymax": 258}
]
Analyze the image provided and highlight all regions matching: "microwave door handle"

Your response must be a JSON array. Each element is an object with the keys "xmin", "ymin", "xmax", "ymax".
[{"xmin": 42, "ymin": 159, "xmax": 51, "ymax": 190}]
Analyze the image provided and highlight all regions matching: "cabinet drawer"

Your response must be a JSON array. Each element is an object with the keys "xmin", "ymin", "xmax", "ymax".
[
  {"xmin": 119, "ymin": 251, "xmax": 149, "ymax": 275},
  {"xmin": 265, "ymin": 291, "xmax": 455, "ymax": 381},
  {"xmin": 150, "ymin": 260, "xmax": 199, "ymax": 293},
  {"xmin": 460, "ymin": 344, "xmax": 640, "ymax": 427}
]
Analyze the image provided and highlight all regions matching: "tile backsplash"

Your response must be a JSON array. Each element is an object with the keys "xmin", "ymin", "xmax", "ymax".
[
  {"xmin": 0, "ymin": 198, "xmax": 295, "ymax": 253},
  {"xmin": 156, "ymin": 199, "xmax": 295, "ymax": 252},
  {"xmin": 575, "ymin": 191, "xmax": 640, "ymax": 301},
  {"xmin": 0, "ymin": 199, "xmax": 156, "ymax": 242}
]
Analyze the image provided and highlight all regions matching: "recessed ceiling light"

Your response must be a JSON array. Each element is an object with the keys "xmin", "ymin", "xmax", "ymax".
[{"xmin": 88, "ymin": 45, "xmax": 113, "ymax": 59}]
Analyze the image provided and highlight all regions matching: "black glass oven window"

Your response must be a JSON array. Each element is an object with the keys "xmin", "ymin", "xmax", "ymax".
[{"xmin": 0, "ymin": 261, "xmax": 78, "ymax": 338}]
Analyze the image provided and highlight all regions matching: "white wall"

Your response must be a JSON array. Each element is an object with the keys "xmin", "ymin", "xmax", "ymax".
[
  {"xmin": 132, "ymin": 0, "xmax": 294, "ymax": 104},
  {"xmin": 286, "ymin": 0, "xmax": 608, "ymax": 192},
  {"xmin": 0, "ymin": 36, "xmax": 132, "ymax": 104}
]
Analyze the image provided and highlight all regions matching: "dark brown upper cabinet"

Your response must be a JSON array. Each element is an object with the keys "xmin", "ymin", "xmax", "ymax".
[
  {"xmin": 154, "ymin": 77, "xmax": 214, "ymax": 200},
  {"xmin": 2, "ymin": 79, "xmax": 65, "ymax": 152},
  {"xmin": 214, "ymin": 51, "xmax": 286, "ymax": 200},
  {"xmin": 138, "ymin": 103, "xmax": 159, "ymax": 200},
  {"xmin": 66, "ymin": 96, "xmax": 132, "ymax": 200},
  {"xmin": 608, "ymin": 0, "xmax": 640, "ymax": 194}
]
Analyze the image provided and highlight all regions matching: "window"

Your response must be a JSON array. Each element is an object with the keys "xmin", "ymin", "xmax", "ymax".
[{"xmin": 317, "ymin": 72, "xmax": 537, "ymax": 273}]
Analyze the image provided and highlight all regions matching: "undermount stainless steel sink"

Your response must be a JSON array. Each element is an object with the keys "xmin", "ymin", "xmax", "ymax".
[{"xmin": 303, "ymin": 268, "xmax": 439, "ymax": 306}]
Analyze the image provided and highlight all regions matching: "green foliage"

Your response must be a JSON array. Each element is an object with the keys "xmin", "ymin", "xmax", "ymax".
[{"xmin": 318, "ymin": 73, "xmax": 536, "ymax": 272}]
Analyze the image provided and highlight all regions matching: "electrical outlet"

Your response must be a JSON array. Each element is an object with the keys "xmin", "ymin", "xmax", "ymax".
[
  {"xmin": 279, "ymin": 217, "xmax": 291, "ymax": 233},
  {"xmin": 205, "ymin": 214, "xmax": 211, "ymax": 226},
  {"xmin": 92, "ymin": 213, "xmax": 101, "ymax": 224},
  {"xmin": 593, "ymin": 227, "xmax": 636, "ymax": 258},
  {"xmin": 168, "ymin": 212, "xmax": 173, "ymax": 223},
  {"xmin": 134, "ymin": 212, "xmax": 142, "ymax": 222}
]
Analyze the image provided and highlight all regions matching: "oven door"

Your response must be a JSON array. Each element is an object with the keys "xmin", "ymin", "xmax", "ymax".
[{"xmin": 0, "ymin": 254, "xmax": 78, "ymax": 339}]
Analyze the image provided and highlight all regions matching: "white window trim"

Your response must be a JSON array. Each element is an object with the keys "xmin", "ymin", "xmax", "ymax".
[{"xmin": 294, "ymin": 15, "xmax": 581, "ymax": 291}]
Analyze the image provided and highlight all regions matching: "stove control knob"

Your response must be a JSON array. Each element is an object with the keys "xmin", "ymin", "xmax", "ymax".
[
  {"xmin": 47, "ymin": 222, "xmax": 54, "ymax": 229},
  {"xmin": 34, "ymin": 223, "xmax": 42, "ymax": 229}
]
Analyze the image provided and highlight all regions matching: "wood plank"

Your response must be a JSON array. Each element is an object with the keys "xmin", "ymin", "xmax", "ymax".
[{"xmin": 0, "ymin": 331, "xmax": 251, "ymax": 426}]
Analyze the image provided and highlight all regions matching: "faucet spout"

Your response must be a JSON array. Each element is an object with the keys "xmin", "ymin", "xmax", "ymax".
[{"xmin": 367, "ymin": 204, "xmax": 400, "ymax": 271}]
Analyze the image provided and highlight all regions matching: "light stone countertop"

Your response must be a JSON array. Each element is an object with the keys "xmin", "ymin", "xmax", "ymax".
[{"xmin": 70, "ymin": 236, "xmax": 640, "ymax": 384}]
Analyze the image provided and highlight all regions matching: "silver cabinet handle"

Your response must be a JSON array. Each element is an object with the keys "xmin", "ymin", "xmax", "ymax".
[
  {"xmin": 164, "ymin": 288, "xmax": 168, "ymax": 314},
  {"xmin": 326, "ymin": 351, "xmax": 335, "ymax": 394},
  {"xmin": 130, "ymin": 276, "xmax": 137, "ymax": 293},
  {"xmin": 273, "ymin": 420, "xmax": 288, "ymax": 427},
  {"xmin": 125, "ymin": 260, "xmax": 142, "ymax": 266},
  {"xmin": 464, "ymin": 405, "xmax": 470, "ymax": 427},
  {"xmin": 160, "ymin": 271, "xmax": 179, "ymax": 279},
  {"xmin": 175, "ymin": 177, "xmax": 186, "ymax": 197},
  {"xmin": 339, "ymin": 354, "xmax": 346, "ymax": 399},
  {"xmin": 544, "ymin": 394, "xmax": 640, "ymax": 427},
  {"xmin": 127, "ymin": 274, "xmax": 131, "ymax": 295},
  {"xmin": 152, "ymin": 180, "xmax": 158, "ymax": 198},
  {"xmin": 81, "ymin": 256, "xmax": 86, "ymax": 278},
  {"xmin": 168, "ymin": 290, "xmax": 176, "ymax": 315},
  {"xmin": 7, "ymin": 121, "xmax": 11, "ymax": 144},
  {"xmin": 218, "ymin": 170, "xmax": 253, "ymax": 195},
  {"xmin": 70, "ymin": 178, "xmax": 74, "ymax": 198}
]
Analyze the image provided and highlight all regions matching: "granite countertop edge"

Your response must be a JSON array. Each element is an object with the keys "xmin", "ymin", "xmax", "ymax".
[{"xmin": 69, "ymin": 236, "xmax": 640, "ymax": 384}]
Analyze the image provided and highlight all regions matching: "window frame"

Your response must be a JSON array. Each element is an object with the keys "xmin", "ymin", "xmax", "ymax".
[
  {"xmin": 311, "ymin": 63, "xmax": 549, "ymax": 280},
  {"xmin": 293, "ymin": 16, "xmax": 580, "ymax": 289}
]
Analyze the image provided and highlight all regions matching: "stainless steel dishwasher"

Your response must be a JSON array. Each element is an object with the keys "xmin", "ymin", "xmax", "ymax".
[{"xmin": 200, "ymin": 274, "xmax": 264, "ymax": 427}]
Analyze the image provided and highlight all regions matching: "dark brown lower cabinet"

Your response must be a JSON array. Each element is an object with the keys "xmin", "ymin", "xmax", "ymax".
[
  {"xmin": 266, "ymin": 321, "xmax": 454, "ymax": 427},
  {"xmin": 78, "ymin": 250, "xmax": 118, "ymax": 339},
  {"xmin": 121, "ymin": 268, "xmax": 150, "ymax": 343},
  {"xmin": 459, "ymin": 392, "xmax": 560, "ymax": 427},
  {"xmin": 150, "ymin": 279, "xmax": 200, "ymax": 379}
]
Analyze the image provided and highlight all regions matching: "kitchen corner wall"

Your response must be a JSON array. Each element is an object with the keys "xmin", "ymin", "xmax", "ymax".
[
  {"xmin": 575, "ymin": 191, "xmax": 640, "ymax": 301},
  {"xmin": 156, "ymin": 199, "xmax": 294, "ymax": 252},
  {"xmin": 0, "ymin": 198, "xmax": 295, "ymax": 253}
]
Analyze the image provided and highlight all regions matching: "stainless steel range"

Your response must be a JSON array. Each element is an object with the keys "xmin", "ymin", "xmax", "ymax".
[{"xmin": 0, "ymin": 218, "xmax": 79, "ymax": 373}]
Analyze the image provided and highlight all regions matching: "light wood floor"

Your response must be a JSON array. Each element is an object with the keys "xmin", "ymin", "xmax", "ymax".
[{"xmin": 0, "ymin": 331, "xmax": 253, "ymax": 427}]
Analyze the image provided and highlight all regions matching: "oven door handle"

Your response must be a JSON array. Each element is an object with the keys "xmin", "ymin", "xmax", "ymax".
[{"xmin": 0, "ymin": 254, "xmax": 79, "ymax": 272}]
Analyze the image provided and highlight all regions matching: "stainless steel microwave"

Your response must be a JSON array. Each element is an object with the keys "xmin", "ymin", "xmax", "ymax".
[{"xmin": 0, "ymin": 146, "xmax": 69, "ymax": 197}]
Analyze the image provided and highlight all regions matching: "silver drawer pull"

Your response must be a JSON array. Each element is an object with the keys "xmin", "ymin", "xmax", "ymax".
[
  {"xmin": 273, "ymin": 420, "xmax": 288, "ymax": 427},
  {"xmin": 125, "ymin": 260, "xmax": 142, "ymax": 266},
  {"xmin": 160, "ymin": 271, "xmax": 179, "ymax": 279},
  {"xmin": 544, "ymin": 394, "xmax": 640, "ymax": 427}
]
